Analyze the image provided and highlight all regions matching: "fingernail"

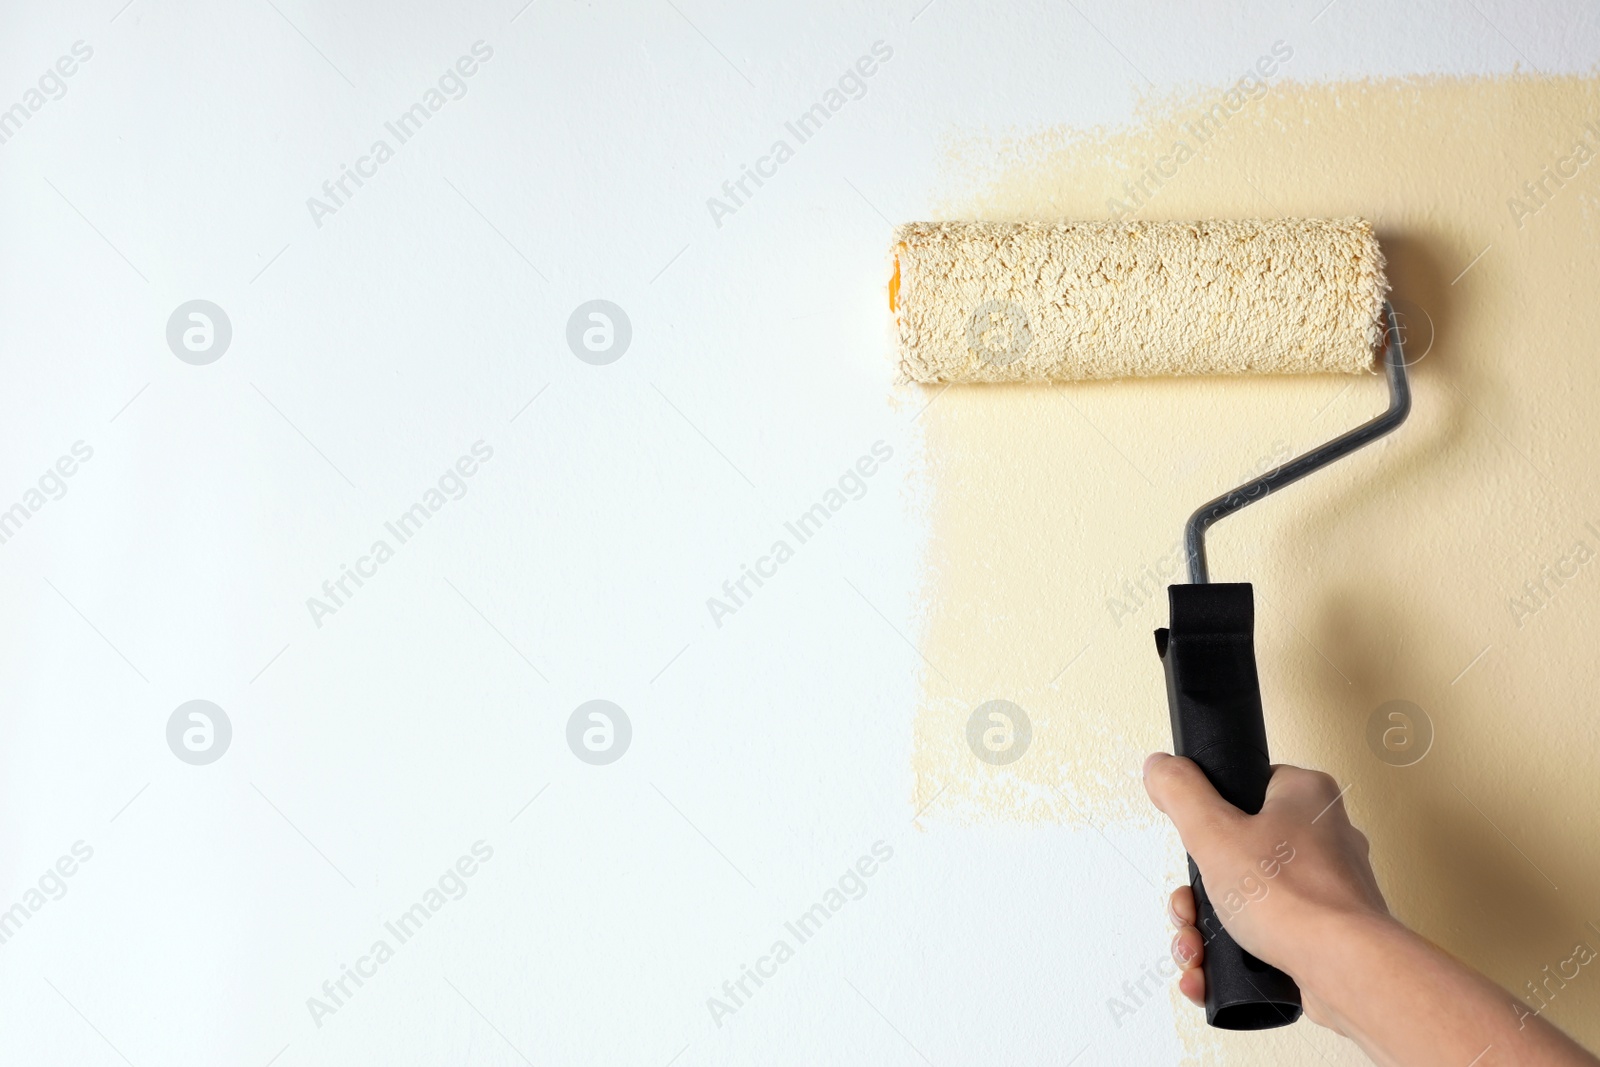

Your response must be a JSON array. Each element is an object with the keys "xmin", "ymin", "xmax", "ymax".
[
  {"xmin": 1142, "ymin": 752, "xmax": 1169, "ymax": 778},
  {"xmin": 1172, "ymin": 932, "xmax": 1194, "ymax": 964}
]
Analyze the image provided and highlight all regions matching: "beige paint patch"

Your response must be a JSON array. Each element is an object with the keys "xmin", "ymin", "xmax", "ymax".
[{"xmin": 909, "ymin": 76, "xmax": 1600, "ymax": 1056}]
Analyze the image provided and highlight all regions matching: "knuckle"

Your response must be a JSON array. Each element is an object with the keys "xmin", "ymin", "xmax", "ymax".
[
  {"xmin": 1308, "ymin": 770, "xmax": 1340, "ymax": 796},
  {"xmin": 1281, "ymin": 768, "xmax": 1341, "ymax": 805}
]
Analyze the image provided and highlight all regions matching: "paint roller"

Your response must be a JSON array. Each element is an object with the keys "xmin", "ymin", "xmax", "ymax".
[{"xmin": 892, "ymin": 218, "xmax": 1411, "ymax": 1031}]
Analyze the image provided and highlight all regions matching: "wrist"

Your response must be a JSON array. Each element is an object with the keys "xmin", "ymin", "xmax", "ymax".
[{"xmin": 1279, "ymin": 906, "xmax": 1407, "ymax": 1002}]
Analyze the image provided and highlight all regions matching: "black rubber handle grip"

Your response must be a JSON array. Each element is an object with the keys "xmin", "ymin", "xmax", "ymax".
[{"xmin": 1154, "ymin": 582, "xmax": 1302, "ymax": 1031}]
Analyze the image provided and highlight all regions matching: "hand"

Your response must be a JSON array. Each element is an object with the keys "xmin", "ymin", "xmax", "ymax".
[
  {"xmin": 1144, "ymin": 753, "xmax": 1600, "ymax": 1063},
  {"xmin": 1143, "ymin": 753, "xmax": 1392, "ymax": 1030}
]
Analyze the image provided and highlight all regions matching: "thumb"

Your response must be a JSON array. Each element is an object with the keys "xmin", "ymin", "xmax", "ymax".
[{"xmin": 1142, "ymin": 753, "xmax": 1242, "ymax": 859}]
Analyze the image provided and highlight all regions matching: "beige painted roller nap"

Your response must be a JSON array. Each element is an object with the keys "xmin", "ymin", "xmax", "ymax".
[{"xmin": 891, "ymin": 218, "xmax": 1388, "ymax": 383}]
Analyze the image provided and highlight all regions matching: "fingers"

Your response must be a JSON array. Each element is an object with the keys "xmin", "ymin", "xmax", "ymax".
[
  {"xmin": 1172, "ymin": 927, "xmax": 1203, "ymax": 971},
  {"xmin": 1168, "ymin": 885, "xmax": 1195, "ymax": 927},
  {"xmin": 1169, "ymin": 888, "xmax": 1203, "ymax": 971},
  {"xmin": 1170, "ymin": 912, "xmax": 1206, "ymax": 1008},
  {"xmin": 1142, "ymin": 753, "xmax": 1242, "ymax": 857}
]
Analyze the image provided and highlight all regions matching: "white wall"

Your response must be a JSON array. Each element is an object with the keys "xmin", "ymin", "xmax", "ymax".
[{"xmin": 0, "ymin": 1, "xmax": 1591, "ymax": 1063}]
